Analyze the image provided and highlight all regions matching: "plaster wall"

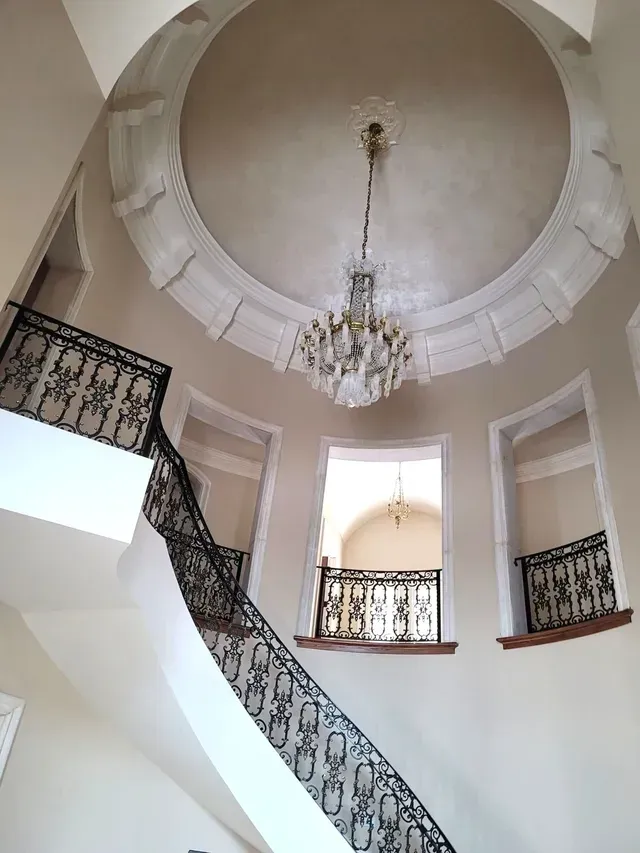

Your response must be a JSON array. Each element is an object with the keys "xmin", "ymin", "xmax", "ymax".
[
  {"xmin": 58, "ymin": 0, "xmax": 597, "ymax": 102},
  {"xmin": 0, "ymin": 0, "xmax": 103, "ymax": 310},
  {"xmin": 0, "ymin": 603, "xmax": 256, "ymax": 853},
  {"xmin": 593, "ymin": 0, "xmax": 640, "ymax": 242},
  {"xmin": 320, "ymin": 515, "xmax": 344, "ymax": 568},
  {"xmin": 67, "ymin": 108, "xmax": 640, "ymax": 852},
  {"xmin": 513, "ymin": 411, "xmax": 591, "ymax": 463},
  {"xmin": 343, "ymin": 512, "xmax": 442, "ymax": 572},
  {"xmin": 196, "ymin": 462, "xmax": 259, "ymax": 552},
  {"xmin": 517, "ymin": 464, "xmax": 599, "ymax": 554},
  {"xmin": 182, "ymin": 418, "xmax": 266, "ymax": 463}
]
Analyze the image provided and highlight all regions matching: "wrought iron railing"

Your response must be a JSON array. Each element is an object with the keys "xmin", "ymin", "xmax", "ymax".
[
  {"xmin": 143, "ymin": 423, "xmax": 456, "ymax": 852},
  {"xmin": 0, "ymin": 304, "xmax": 457, "ymax": 853},
  {"xmin": 218, "ymin": 545, "xmax": 250, "ymax": 586},
  {"xmin": 516, "ymin": 531, "xmax": 617, "ymax": 633},
  {"xmin": 0, "ymin": 303, "xmax": 170, "ymax": 454},
  {"xmin": 317, "ymin": 566, "xmax": 442, "ymax": 643}
]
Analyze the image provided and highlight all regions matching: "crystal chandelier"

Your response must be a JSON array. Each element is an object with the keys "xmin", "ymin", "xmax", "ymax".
[
  {"xmin": 388, "ymin": 463, "xmax": 410, "ymax": 529},
  {"xmin": 300, "ymin": 123, "xmax": 411, "ymax": 408}
]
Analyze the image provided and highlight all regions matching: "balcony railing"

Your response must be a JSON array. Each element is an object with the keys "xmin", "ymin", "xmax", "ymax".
[
  {"xmin": 0, "ymin": 303, "xmax": 171, "ymax": 454},
  {"xmin": 317, "ymin": 566, "xmax": 442, "ymax": 643},
  {"xmin": 0, "ymin": 304, "xmax": 457, "ymax": 853},
  {"xmin": 516, "ymin": 530, "xmax": 617, "ymax": 633}
]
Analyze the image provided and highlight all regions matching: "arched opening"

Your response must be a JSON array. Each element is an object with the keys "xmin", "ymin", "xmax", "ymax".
[{"xmin": 297, "ymin": 435, "xmax": 454, "ymax": 649}]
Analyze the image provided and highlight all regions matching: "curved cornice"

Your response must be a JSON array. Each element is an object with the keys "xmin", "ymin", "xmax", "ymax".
[{"xmin": 109, "ymin": 0, "xmax": 630, "ymax": 380}]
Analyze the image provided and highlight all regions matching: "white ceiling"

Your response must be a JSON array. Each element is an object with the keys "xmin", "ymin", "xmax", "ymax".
[{"xmin": 323, "ymin": 457, "xmax": 442, "ymax": 541}]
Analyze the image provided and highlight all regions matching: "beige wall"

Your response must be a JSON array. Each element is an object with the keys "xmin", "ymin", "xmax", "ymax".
[
  {"xmin": 0, "ymin": 604, "xmax": 254, "ymax": 853},
  {"xmin": 517, "ymin": 464, "xmax": 600, "ymax": 554},
  {"xmin": 197, "ymin": 463, "xmax": 259, "ymax": 553},
  {"xmin": 0, "ymin": 0, "xmax": 104, "ymax": 310},
  {"xmin": 593, "ymin": 0, "xmax": 640, "ymax": 242},
  {"xmin": 342, "ymin": 512, "xmax": 442, "ymax": 571},
  {"xmin": 514, "ymin": 411, "xmax": 591, "ymax": 463},
  {"xmin": 56, "ymin": 110, "xmax": 640, "ymax": 852},
  {"xmin": 182, "ymin": 417, "xmax": 265, "ymax": 463}
]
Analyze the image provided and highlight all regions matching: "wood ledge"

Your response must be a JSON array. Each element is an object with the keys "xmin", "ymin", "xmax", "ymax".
[
  {"xmin": 497, "ymin": 609, "xmax": 633, "ymax": 650},
  {"xmin": 294, "ymin": 636, "xmax": 458, "ymax": 655}
]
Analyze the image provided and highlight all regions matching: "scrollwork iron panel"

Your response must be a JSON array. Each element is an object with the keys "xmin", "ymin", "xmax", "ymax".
[
  {"xmin": 517, "ymin": 531, "xmax": 617, "ymax": 633},
  {"xmin": 0, "ymin": 304, "xmax": 170, "ymax": 454},
  {"xmin": 317, "ymin": 567, "xmax": 442, "ymax": 643},
  {"xmin": 142, "ymin": 423, "xmax": 457, "ymax": 853}
]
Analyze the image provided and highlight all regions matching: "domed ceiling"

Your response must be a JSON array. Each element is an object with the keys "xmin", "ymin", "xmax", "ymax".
[{"xmin": 181, "ymin": 0, "xmax": 570, "ymax": 314}]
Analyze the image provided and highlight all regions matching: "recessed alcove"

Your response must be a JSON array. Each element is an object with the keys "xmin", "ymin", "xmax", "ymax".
[
  {"xmin": 5, "ymin": 168, "xmax": 92, "ymax": 330},
  {"xmin": 295, "ymin": 434, "xmax": 455, "ymax": 653},
  {"xmin": 171, "ymin": 384, "xmax": 282, "ymax": 602},
  {"xmin": 489, "ymin": 371, "xmax": 631, "ymax": 648}
]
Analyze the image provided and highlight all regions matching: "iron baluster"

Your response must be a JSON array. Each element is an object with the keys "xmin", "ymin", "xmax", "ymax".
[
  {"xmin": 516, "ymin": 531, "xmax": 616, "ymax": 633},
  {"xmin": 316, "ymin": 567, "xmax": 442, "ymax": 643}
]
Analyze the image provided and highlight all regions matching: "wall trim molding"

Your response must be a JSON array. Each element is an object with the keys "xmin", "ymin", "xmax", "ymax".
[
  {"xmin": 109, "ymin": 0, "xmax": 630, "ymax": 378},
  {"xmin": 171, "ymin": 384, "xmax": 282, "ymax": 601},
  {"xmin": 180, "ymin": 437, "xmax": 262, "ymax": 480},
  {"xmin": 9, "ymin": 165, "xmax": 94, "ymax": 325},
  {"xmin": 296, "ymin": 434, "xmax": 455, "ymax": 643},
  {"xmin": 184, "ymin": 460, "xmax": 212, "ymax": 512},
  {"xmin": 0, "ymin": 691, "xmax": 25, "ymax": 782},
  {"xmin": 515, "ymin": 442, "xmax": 593, "ymax": 482}
]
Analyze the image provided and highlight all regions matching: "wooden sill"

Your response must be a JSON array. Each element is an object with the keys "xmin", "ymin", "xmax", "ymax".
[
  {"xmin": 497, "ymin": 608, "xmax": 633, "ymax": 650},
  {"xmin": 294, "ymin": 636, "xmax": 458, "ymax": 655}
]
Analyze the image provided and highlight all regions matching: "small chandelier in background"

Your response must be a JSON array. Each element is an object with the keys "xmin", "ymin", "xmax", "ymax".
[
  {"xmin": 300, "ymin": 122, "xmax": 411, "ymax": 408},
  {"xmin": 388, "ymin": 463, "xmax": 410, "ymax": 529}
]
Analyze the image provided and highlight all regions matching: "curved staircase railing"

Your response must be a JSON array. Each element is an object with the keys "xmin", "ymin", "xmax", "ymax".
[
  {"xmin": 0, "ymin": 304, "xmax": 457, "ymax": 853},
  {"xmin": 143, "ymin": 422, "xmax": 456, "ymax": 853}
]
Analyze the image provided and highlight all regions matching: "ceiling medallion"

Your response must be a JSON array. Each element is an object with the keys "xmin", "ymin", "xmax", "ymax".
[
  {"xmin": 388, "ymin": 463, "xmax": 411, "ymax": 529},
  {"xmin": 347, "ymin": 96, "xmax": 406, "ymax": 149},
  {"xmin": 300, "ymin": 123, "xmax": 411, "ymax": 407}
]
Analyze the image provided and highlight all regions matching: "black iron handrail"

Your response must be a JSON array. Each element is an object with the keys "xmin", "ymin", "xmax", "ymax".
[
  {"xmin": 0, "ymin": 302, "xmax": 171, "ymax": 455},
  {"xmin": 516, "ymin": 530, "xmax": 616, "ymax": 633},
  {"xmin": 0, "ymin": 305, "xmax": 457, "ymax": 853},
  {"xmin": 143, "ymin": 422, "xmax": 456, "ymax": 853},
  {"xmin": 317, "ymin": 565, "xmax": 442, "ymax": 643}
]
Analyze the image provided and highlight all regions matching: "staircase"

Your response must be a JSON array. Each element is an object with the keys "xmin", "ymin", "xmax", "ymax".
[{"xmin": 0, "ymin": 303, "xmax": 457, "ymax": 853}]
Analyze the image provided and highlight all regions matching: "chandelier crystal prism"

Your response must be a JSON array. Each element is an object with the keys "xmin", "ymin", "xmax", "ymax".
[
  {"xmin": 388, "ymin": 462, "xmax": 411, "ymax": 529},
  {"xmin": 300, "ymin": 122, "xmax": 411, "ymax": 408}
]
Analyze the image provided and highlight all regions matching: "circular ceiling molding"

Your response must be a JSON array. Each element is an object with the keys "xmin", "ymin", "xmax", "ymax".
[
  {"xmin": 109, "ymin": 0, "xmax": 629, "ymax": 381},
  {"xmin": 181, "ymin": 0, "xmax": 570, "ymax": 314}
]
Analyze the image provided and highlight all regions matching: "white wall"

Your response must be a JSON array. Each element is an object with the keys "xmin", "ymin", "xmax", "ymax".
[
  {"xmin": 342, "ymin": 512, "xmax": 442, "ymax": 571},
  {"xmin": 320, "ymin": 515, "xmax": 344, "ymax": 567},
  {"xmin": 0, "ymin": 603, "xmax": 256, "ymax": 853}
]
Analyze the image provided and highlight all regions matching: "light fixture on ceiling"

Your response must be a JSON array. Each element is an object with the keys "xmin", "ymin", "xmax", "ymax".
[
  {"xmin": 300, "ymin": 122, "xmax": 411, "ymax": 408},
  {"xmin": 388, "ymin": 462, "xmax": 410, "ymax": 529}
]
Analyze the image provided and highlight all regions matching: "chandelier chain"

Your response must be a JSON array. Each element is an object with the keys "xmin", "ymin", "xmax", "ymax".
[{"xmin": 361, "ymin": 148, "xmax": 376, "ymax": 262}]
